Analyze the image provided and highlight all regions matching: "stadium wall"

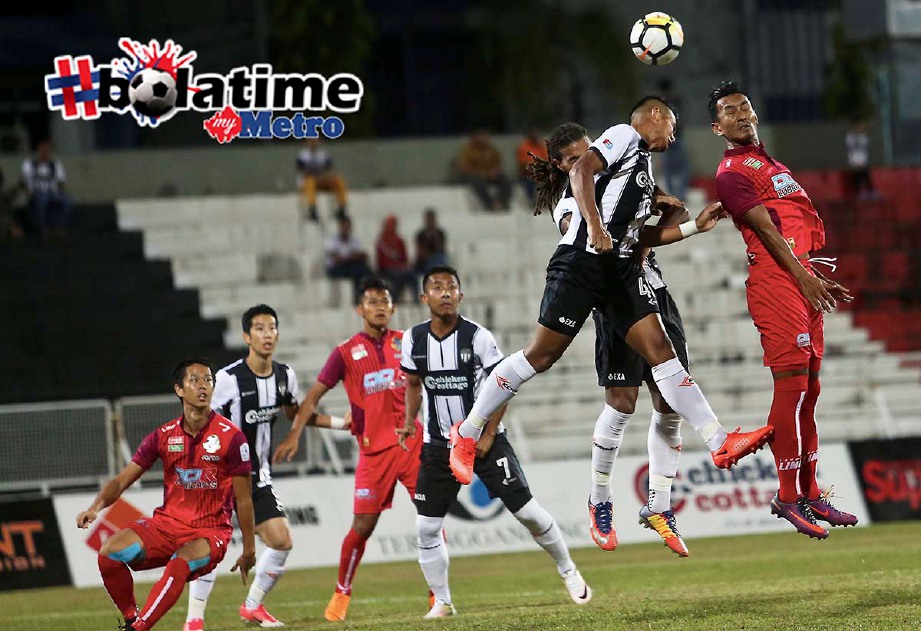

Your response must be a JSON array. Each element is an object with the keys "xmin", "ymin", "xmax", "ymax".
[
  {"xmin": 0, "ymin": 122, "xmax": 879, "ymax": 203},
  {"xmin": 47, "ymin": 445, "xmax": 868, "ymax": 588}
]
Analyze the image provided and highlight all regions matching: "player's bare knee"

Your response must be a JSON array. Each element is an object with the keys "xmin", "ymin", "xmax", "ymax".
[
  {"xmin": 523, "ymin": 347, "xmax": 558, "ymax": 373},
  {"xmin": 604, "ymin": 388, "xmax": 638, "ymax": 414},
  {"xmin": 352, "ymin": 515, "xmax": 378, "ymax": 539}
]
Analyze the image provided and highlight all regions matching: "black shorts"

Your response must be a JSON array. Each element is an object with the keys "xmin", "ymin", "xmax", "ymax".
[
  {"xmin": 537, "ymin": 245, "xmax": 609, "ymax": 336},
  {"xmin": 594, "ymin": 287, "xmax": 689, "ymax": 388},
  {"xmin": 252, "ymin": 484, "xmax": 286, "ymax": 525},
  {"xmin": 414, "ymin": 433, "xmax": 532, "ymax": 518},
  {"xmin": 603, "ymin": 256, "xmax": 661, "ymax": 338}
]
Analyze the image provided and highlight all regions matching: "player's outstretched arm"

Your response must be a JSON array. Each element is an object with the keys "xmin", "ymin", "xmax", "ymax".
[
  {"xmin": 230, "ymin": 474, "xmax": 257, "ymax": 584},
  {"xmin": 742, "ymin": 205, "xmax": 837, "ymax": 312},
  {"xmin": 639, "ymin": 202, "xmax": 725, "ymax": 247},
  {"xmin": 274, "ymin": 381, "xmax": 331, "ymax": 463},
  {"xmin": 397, "ymin": 374, "xmax": 422, "ymax": 450},
  {"xmin": 75, "ymin": 462, "xmax": 145, "ymax": 529}
]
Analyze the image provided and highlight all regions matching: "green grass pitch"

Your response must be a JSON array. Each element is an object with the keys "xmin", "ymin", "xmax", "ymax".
[{"xmin": 3, "ymin": 522, "xmax": 919, "ymax": 630}]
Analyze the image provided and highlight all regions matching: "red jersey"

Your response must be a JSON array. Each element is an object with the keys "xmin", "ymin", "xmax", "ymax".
[
  {"xmin": 715, "ymin": 143, "xmax": 825, "ymax": 272},
  {"xmin": 318, "ymin": 329, "xmax": 407, "ymax": 455},
  {"xmin": 132, "ymin": 411, "xmax": 251, "ymax": 535}
]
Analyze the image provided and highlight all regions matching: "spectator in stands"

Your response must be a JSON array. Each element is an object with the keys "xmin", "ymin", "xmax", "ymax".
[
  {"xmin": 375, "ymin": 214, "xmax": 417, "ymax": 303},
  {"xmin": 456, "ymin": 131, "xmax": 512, "ymax": 211},
  {"xmin": 325, "ymin": 216, "xmax": 372, "ymax": 300},
  {"xmin": 846, "ymin": 121, "xmax": 876, "ymax": 199},
  {"xmin": 517, "ymin": 127, "xmax": 548, "ymax": 208},
  {"xmin": 297, "ymin": 137, "xmax": 349, "ymax": 222},
  {"xmin": 0, "ymin": 166, "xmax": 25, "ymax": 240},
  {"xmin": 415, "ymin": 207, "xmax": 448, "ymax": 272},
  {"xmin": 21, "ymin": 138, "xmax": 71, "ymax": 239}
]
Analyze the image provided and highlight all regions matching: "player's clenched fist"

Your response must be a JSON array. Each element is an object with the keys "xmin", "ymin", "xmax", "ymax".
[
  {"xmin": 76, "ymin": 510, "xmax": 97, "ymax": 529},
  {"xmin": 588, "ymin": 223, "xmax": 614, "ymax": 253}
]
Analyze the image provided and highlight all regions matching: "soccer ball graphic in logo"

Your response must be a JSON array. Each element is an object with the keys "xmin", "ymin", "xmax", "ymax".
[
  {"xmin": 128, "ymin": 68, "xmax": 178, "ymax": 119},
  {"xmin": 630, "ymin": 12, "xmax": 684, "ymax": 66}
]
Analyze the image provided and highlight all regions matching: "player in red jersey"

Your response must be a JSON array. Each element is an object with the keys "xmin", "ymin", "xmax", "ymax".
[
  {"xmin": 76, "ymin": 358, "xmax": 256, "ymax": 631},
  {"xmin": 274, "ymin": 277, "xmax": 422, "ymax": 621},
  {"xmin": 709, "ymin": 80, "xmax": 858, "ymax": 539}
]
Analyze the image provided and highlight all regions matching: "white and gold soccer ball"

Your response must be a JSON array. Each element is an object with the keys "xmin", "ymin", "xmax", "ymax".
[{"xmin": 630, "ymin": 12, "xmax": 684, "ymax": 66}]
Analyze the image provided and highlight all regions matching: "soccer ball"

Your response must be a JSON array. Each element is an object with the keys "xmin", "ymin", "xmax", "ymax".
[
  {"xmin": 630, "ymin": 12, "xmax": 684, "ymax": 66},
  {"xmin": 128, "ymin": 68, "xmax": 178, "ymax": 119}
]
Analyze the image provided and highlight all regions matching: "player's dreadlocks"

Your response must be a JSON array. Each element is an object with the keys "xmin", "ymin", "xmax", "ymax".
[{"xmin": 525, "ymin": 122, "xmax": 589, "ymax": 217}]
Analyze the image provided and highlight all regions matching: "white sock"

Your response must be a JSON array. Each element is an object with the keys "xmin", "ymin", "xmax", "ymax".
[
  {"xmin": 514, "ymin": 499, "xmax": 575, "ymax": 576},
  {"xmin": 187, "ymin": 571, "xmax": 217, "ymax": 621},
  {"xmin": 244, "ymin": 548, "xmax": 289, "ymax": 608},
  {"xmin": 650, "ymin": 358, "xmax": 727, "ymax": 451},
  {"xmin": 647, "ymin": 411, "xmax": 682, "ymax": 513},
  {"xmin": 459, "ymin": 350, "xmax": 536, "ymax": 440},
  {"xmin": 417, "ymin": 515, "xmax": 451, "ymax": 605},
  {"xmin": 590, "ymin": 405, "xmax": 630, "ymax": 504}
]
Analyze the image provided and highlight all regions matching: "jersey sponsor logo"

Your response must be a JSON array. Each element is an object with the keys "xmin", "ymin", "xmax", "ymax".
[
  {"xmin": 771, "ymin": 173, "xmax": 802, "ymax": 198},
  {"xmin": 796, "ymin": 333, "xmax": 811, "ymax": 348},
  {"xmin": 203, "ymin": 434, "xmax": 221, "ymax": 454},
  {"xmin": 608, "ymin": 373, "xmax": 626, "ymax": 381},
  {"xmin": 679, "ymin": 376, "xmax": 695, "ymax": 387},
  {"xmin": 160, "ymin": 422, "xmax": 178, "ymax": 432},
  {"xmin": 363, "ymin": 368, "xmax": 396, "ymax": 395},
  {"xmin": 244, "ymin": 406, "xmax": 281, "ymax": 424},
  {"xmin": 391, "ymin": 337, "xmax": 402, "ymax": 353},
  {"xmin": 174, "ymin": 467, "xmax": 218, "ymax": 489},
  {"xmin": 496, "ymin": 375, "xmax": 517, "ymax": 394},
  {"xmin": 167, "ymin": 436, "xmax": 184, "ymax": 445},
  {"xmin": 742, "ymin": 157, "xmax": 764, "ymax": 170},
  {"xmin": 351, "ymin": 344, "xmax": 368, "ymax": 360},
  {"xmin": 459, "ymin": 348, "xmax": 473, "ymax": 364},
  {"xmin": 240, "ymin": 443, "xmax": 250, "ymax": 462},
  {"xmin": 724, "ymin": 159, "xmax": 732, "ymax": 168},
  {"xmin": 423, "ymin": 374, "xmax": 470, "ymax": 391},
  {"xmin": 635, "ymin": 170, "xmax": 652, "ymax": 191},
  {"xmin": 168, "ymin": 444, "xmax": 184, "ymax": 452},
  {"xmin": 355, "ymin": 488, "xmax": 376, "ymax": 499},
  {"xmin": 241, "ymin": 390, "xmax": 257, "ymax": 397},
  {"xmin": 413, "ymin": 493, "xmax": 426, "ymax": 501},
  {"xmin": 603, "ymin": 139, "xmax": 613, "ymax": 150},
  {"xmin": 201, "ymin": 454, "xmax": 221, "ymax": 461}
]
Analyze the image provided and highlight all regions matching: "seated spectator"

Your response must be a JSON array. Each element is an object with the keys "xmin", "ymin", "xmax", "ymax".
[
  {"xmin": 415, "ymin": 208, "xmax": 448, "ymax": 272},
  {"xmin": 21, "ymin": 138, "xmax": 71, "ymax": 238},
  {"xmin": 296, "ymin": 137, "xmax": 348, "ymax": 222},
  {"xmin": 456, "ymin": 131, "xmax": 511, "ymax": 211},
  {"xmin": 325, "ymin": 216, "xmax": 372, "ymax": 300},
  {"xmin": 516, "ymin": 127, "xmax": 548, "ymax": 208},
  {"xmin": 375, "ymin": 214, "xmax": 417, "ymax": 303}
]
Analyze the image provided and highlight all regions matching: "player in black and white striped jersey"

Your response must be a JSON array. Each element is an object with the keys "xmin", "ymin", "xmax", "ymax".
[
  {"xmin": 450, "ymin": 99, "xmax": 773, "ymax": 505},
  {"xmin": 396, "ymin": 266, "xmax": 591, "ymax": 618},
  {"xmin": 184, "ymin": 304, "xmax": 346, "ymax": 631},
  {"xmin": 537, "ymin": 123, "xmax": 692, "ymax": 556}
]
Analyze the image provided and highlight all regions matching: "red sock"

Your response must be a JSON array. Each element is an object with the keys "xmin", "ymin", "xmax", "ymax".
[
  {"xmin": 768, "ymin": 373, "xmax": 809, "ymax": 503},
  {"xmin": 336, "ymin": 528, "xmax": 368, "ymax": 595},
  {"xmin": 799, "ymin": 359, "xmax": 822, "ymax": 499},
  {"xmin": 99, "ymin": 555, "xmax": 137, "ymax": 620},
  {"xmin": 137, "ymin": 557, "xmax": 191, "ymax": 629}
]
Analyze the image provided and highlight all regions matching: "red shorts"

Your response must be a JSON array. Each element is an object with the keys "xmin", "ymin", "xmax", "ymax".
[
  {"xmin": 353, "ymin": 431, "xmax": 422, "ymax": 514},
  {"xmin": 127, "ymin": 513, "xmax": 230, "ymax": 580},
  {"xmin": 746, "ymin": 267, "xmax": 825, "ymax": 368}
]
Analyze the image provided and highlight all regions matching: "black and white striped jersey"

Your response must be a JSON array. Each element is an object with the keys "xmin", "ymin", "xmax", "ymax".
[
  {"xmin": 400, "ymin": 317, "xmax": 504, "ymax": 446},
  {"xmin": 553, "ymin": 184, "xmax": 665, "ymax": 290},
  {"xmin": 557, "ymin": 124, "xmax": 655, "ymax": 258},
  {"xmin": 211, "ymin": 358, "xmax": 302, "ymax": 488}
]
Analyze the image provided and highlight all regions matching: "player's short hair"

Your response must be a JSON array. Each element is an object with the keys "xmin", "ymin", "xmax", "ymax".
[
  {"xmin": 173, "ymin": 357, "xmax": 215, "ymax": 389},
  {"xmin": 358, "ymin": 276, "xmax": 391, "ymax": 303},
  {"xmin": 630, "ymin": 94, "xmax": 678, "ymax": 126},
  {"xmin": 422, "ymin": 265, "xmax": 461, "ymax": 290},
  {"xmin": 708, "ymin": 80, "xmax": 748, "ymax": 122},
  {"xmin": 241, "ymin": 304, "xmax": 278, "ymax": 333}
]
